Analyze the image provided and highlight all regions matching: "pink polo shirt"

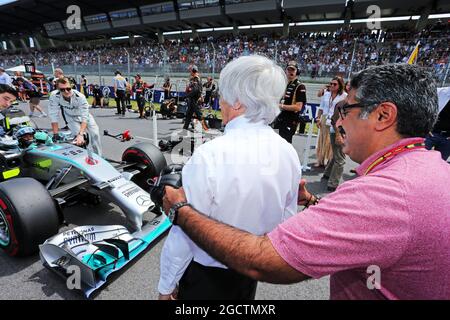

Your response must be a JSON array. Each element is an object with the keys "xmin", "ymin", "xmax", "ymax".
[{"xmin": 268, "ymin": 138, "xmax": 450, "ymax": 299}]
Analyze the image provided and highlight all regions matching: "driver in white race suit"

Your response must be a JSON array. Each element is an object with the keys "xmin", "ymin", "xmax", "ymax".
[{"xmin": 48, "ymin": 77, "xmax": 102, "ymax": 156}]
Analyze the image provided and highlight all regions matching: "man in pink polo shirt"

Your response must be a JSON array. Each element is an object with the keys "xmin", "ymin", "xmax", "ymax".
[{"xmin": 162, "ymin": 64, "xmax": 450, "ymax": 299}]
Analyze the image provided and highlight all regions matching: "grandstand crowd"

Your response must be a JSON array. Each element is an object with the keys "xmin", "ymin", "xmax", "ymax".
[{"xmin": 0, "ymin": 22, "xmax": 448, "ymax": 79}]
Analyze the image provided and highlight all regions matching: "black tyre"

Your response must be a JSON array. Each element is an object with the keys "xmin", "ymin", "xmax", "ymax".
[
  {"xmin": 122, "ymin": 143, "xmax": 167, "ymax": 189},
  {"xmin": 0, "ymin": 178, "xmax": 60, "ymax": 256}
]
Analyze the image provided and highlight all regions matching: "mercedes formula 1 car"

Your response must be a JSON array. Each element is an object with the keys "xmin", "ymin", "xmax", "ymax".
[{"xmin": 0, "ymin": 108, "xmax": 171, "ymax": 297}]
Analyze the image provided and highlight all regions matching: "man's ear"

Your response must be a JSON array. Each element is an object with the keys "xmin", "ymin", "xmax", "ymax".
[
  {"xmin": 373, "ymin": 102, "xmax": 397, "ymax": 131},
  {"xmin": 232, "ymin": 102, "xmax": 242, "ymax": 110}
]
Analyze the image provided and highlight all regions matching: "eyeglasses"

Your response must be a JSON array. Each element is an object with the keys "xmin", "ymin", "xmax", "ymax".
[
  {"xmin": 329, "ymin": 82, "xmax": 338, "ymax": 86},
  {"xmin": 59, "ymin": 87, "xmax": 72, "ymax": 92},
  {"xmin": 337, "ymin": 102, "xmax": 364, "ymax": 119}
]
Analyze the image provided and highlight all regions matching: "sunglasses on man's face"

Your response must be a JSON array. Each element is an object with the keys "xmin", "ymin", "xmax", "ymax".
[
  {"xmin": 337, "ymin": 103, "xmax": 364, "ymax": 119},
  {"xmin": 59, "ymin": 87, "xmax": 72, "ymax": 92}
]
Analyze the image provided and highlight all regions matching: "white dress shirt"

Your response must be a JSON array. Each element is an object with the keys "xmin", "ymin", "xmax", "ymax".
[
  {"xmin": 320, "ymin": 91, "xmax": 347, "ymax": 133},
  {"xmin": 0, "ymin": 72, "xmax": 12, "ymax": 86},
  {"xmin": 158, "ymin": 115, "xmax": 301, "ymax": 295}
]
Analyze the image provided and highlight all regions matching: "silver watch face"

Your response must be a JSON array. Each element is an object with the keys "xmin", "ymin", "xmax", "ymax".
[{"xmin": 168, "ymin": 208, "xmax": 176, "ymax": 223}]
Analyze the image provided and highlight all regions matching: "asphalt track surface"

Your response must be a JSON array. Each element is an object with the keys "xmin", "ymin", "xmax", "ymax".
[{"xmin": 0, "ymin": 98, "xmax": 359, "ymax": 300}]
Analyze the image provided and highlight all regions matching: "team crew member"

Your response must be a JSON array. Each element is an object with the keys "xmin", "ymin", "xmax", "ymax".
[
  {"xmin": 183, "ymin": 66, "xmax": 208, "ymax": 131},
  {"xmin": 273, "ymin": 61, "xmax": 306, "ymax": 143},
  {"xmin": 132, "ymin": 74, "xmax": 147, "ymax": 119},
  {"xmin": 113, "ymin": 71, "xmax": 127, "ymax": 116},
  {"xmin": 162, "ymin": 64, "xmax": 450, "ymax": 300},
  {"xmin": 49, "ymin": 78, "xmax": 102, "ymax": 156},
  {"xmin": 158, "ymin": 55, "xmax": 301, "ymax": 300},
  {"xmin": 163, "ymin": 77, "xmax": 172, "ymax": 99},
  {"xmin": 202, "ymin": 76, "xmax": 216, "ymax": 108}
]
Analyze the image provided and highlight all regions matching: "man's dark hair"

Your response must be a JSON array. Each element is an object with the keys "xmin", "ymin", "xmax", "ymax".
[
  {"xmin": 350, "ymin": 64, "xmax": 438, "ymax": 138},
  {"xmin": 114, "ymin": 70, "xmax": 122, "ymax": 76},
  {"xmin": 0, "ymin": 84, "xmax": 18, "ymax": 98}
]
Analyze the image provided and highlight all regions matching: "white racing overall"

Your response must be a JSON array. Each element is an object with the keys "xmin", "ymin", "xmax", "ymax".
[{"xmin": 48, "ymin": 89, "xmax": 102, "ymax": 156}]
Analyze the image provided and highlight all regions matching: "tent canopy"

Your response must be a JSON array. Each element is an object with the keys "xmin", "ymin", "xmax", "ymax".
[{"xmin": 5, "ymin": 65, "xmax": 43, "ymax": 74}]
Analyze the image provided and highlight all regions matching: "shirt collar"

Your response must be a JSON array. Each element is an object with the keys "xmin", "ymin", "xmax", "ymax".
[
  {"xmin": 356, "ymin": 137, "xmax": 426, "ymax": 176},
  {"xmin": 224, "ymin": 115, "xmax": 265, "ymax": 133}
]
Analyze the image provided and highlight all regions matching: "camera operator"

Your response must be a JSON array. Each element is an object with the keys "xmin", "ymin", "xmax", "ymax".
[
  {"xmin": 273, "ymin": 61, "xmax": 306, "ymax": 143},
  {"xmin": 158, "ymin": 55, "xmax": 301, "ymax": 300}
]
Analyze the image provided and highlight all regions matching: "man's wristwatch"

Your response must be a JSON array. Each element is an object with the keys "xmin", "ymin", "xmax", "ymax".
[{"xmin": 168, "ymin": 202, "xmax": 191, "ymax": 225}]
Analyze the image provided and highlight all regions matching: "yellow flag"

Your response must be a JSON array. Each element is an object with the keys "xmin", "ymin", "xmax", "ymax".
[{"xmin": 407, "ymin": 42, "xmax": 420, "ymax": 65}]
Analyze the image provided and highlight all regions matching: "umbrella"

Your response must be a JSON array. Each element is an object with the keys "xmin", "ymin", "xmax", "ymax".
[{"xmin": 5, "ymin": 65, "xmax": 43, "ymax": 74}]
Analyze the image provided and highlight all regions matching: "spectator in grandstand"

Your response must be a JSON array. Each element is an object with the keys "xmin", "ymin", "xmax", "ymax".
[
  {"xmin": 0, "ymin": 67, "xmax": 12, "ymax": 86},
  {"xmin": 113, "ymin": 70, "xmax": 127, "ymax": 116},
  {"xmin": 183, "ymin": 65, "xmax": 208, "ymax": 131},
  {"xmin": 132, "ymin": 74, "xmax": 147, "ymax": 119},
  {"xmin": 273, "ymin": 61, "xmax": 306, "ymax": 144},
  {"xmin": 321, "ymin": 76, "xmax": 347, "ymax": 191},
  {"xmin": 158, "ymin": 55, "xmax": 301, "ymax": 300},
  {"xmin": 315, "ymin": 85, "xmax": 333, "ymax": 168},
  {"xmin": 425, "ymin": 87, "xmax": 450, "ymax": 160},
  {"xmin": 49, "ymin": 77, "xmax": 102, "ymax": 156},
  {"xmin": 162, "ymin": 63, "xmax": 450, "ymax": 300}
]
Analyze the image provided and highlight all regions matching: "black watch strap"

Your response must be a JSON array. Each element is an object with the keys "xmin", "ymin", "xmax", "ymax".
[{"xmin": 170, "ymin": 202, "xmax": 191, "ymax": 225}]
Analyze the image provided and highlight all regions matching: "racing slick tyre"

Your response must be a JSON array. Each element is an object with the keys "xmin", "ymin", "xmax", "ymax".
[
  {"xmin": 122, "ymin": 143, "xmax": 167, "ymax": 190},
  {"xmin": 0, "ymin": 178, "xmax": 60, "ymax": 256}
]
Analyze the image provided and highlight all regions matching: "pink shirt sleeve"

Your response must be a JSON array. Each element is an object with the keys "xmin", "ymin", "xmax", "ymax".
[{"xmin": 268, "ymin": 175, "xmax": 412, "ymax": 279}]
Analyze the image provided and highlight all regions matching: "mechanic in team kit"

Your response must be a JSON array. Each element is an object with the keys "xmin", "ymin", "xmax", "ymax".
[
  {"xmin": 48, "ymin": 77, "xmax": 102, "ymax": 156},
  {"xmin": 272, "ymin": 61, "xmax": 307, "ymax": 144},
  {"xmin": 183, "ymin": 65, "xmax": 208, "ymax": 131}
]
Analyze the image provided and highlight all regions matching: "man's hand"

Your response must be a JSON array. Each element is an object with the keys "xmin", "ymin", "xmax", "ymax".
[
  {"xmin": 158, "ymin": 288, "xmax": 178, "ymax": 300},
  {"xmin": 74, "ymin": 134, "xmax": 85, "ymax": 146},
  {"xmin": 297, "ymin": 179, "xmax": 312, "ymax": 206},
  {"xmin": 163, "ymin": 186, "xmax": 187, "ymax": 214}
]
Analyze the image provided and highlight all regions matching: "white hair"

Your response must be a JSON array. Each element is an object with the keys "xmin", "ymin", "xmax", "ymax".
[{"xmin": 219, "ymin": 55, "xmax": 287, "ymax": 124}]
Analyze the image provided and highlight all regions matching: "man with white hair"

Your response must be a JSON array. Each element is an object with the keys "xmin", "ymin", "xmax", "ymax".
[{"xmin": 158, "ymin": 55, "xmax": 301, "ymax": 300}]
